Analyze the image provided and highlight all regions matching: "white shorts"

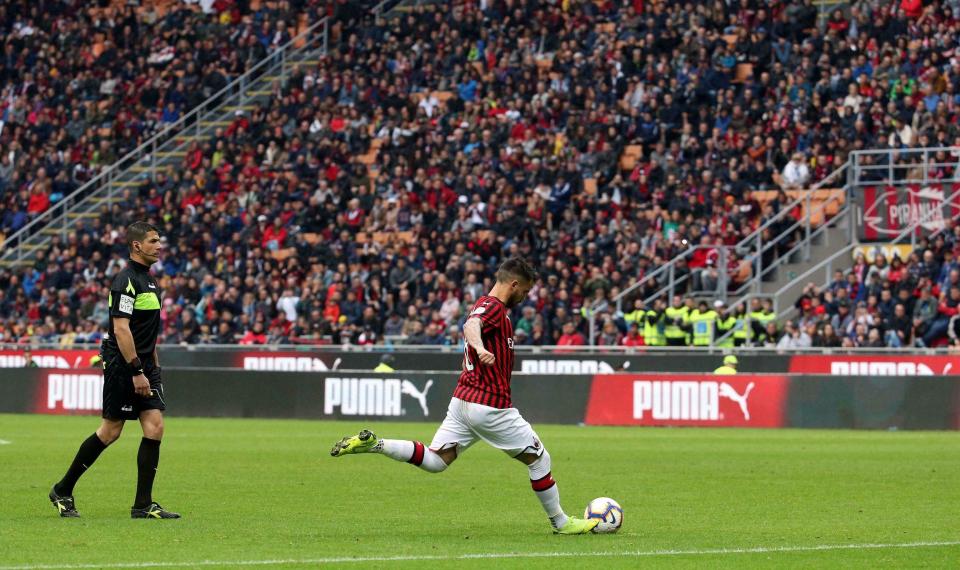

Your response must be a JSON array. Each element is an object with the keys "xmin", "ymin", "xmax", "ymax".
[{"xmin": 429, "ymin": 398, "xmax": 544, "ymax": 458}]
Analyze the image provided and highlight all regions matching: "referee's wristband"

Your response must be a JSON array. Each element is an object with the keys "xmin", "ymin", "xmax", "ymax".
[{"xmin": 127, "ymin": 357, "xmax": 144, "ymax": 377}]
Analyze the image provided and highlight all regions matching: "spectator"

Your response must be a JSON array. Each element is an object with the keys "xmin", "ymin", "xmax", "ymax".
[
  {"xmin": 557, "ymin": 322, "xmax": 586, "ymax": 347},
  {"xmin": 777, "ymin": 321, "xmax": 812, "ymax": 350},
  {"xmin": 239, "ymin": 322, "xmax": 268, "ymax": 345},
  {"xmin": 781, "ymin": 153, "xmax": 811, "ymax": 190},
  {"xmin": 4, "ymin": 0, "xmax": 960, "ymax": 349}
]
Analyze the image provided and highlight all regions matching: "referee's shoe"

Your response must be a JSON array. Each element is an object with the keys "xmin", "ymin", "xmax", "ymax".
[
  {"xmin": 131, "ymin": 502, "xmax": 180, "ymax": 519},
  {"xmin": 49, "ymin": 486, "xmax": 80, "ymax": 518}
]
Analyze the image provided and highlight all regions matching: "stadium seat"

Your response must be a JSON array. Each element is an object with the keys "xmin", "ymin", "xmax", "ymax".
[{"xmin": 733, "ymin": 63, "xmax": 753, "ymax": 84}]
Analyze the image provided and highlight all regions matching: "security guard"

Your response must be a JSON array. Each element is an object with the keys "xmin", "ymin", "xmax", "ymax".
[
  {"xmin": 730, "ymin": 304, "xmax": 751, "ymax": 346},
  {"xmin": 374, "ymin": 354, "xmax": 396, "ymax": 372},
  {"xmin": 663, "ymin": 295, "xmax": 690, "ymax": 346},
  {"xmin": 643, "ymin": 299, "xmax": 665, "ymax": 346},
  {"xmin": 714, "ymin": 355, "xmax": 738, "ymax": 375},
  {"xmin": 750, "ymin": 298, "xmax": 777, "ymax": 342},
  {"xmin": 49, "ymin": 221, "xmax": 179, "ymax": 520},
  {"xmin": 688, "ymin": 300, "xmax": 718, "ymax": 346},
  {"xmin": 714, "ymin": 300, "xmax": 737, "ymax": 348},
  {"xmin": 623, "ymin": 299, "xmax": 645, "ymax": 341}
]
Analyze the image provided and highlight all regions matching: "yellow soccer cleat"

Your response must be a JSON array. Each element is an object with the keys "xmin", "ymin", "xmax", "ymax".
[
  {"xmin": 554, "ymin": 517, "xmax": 600, "ymax": 535},
  {"xmin": 330, "ymin": 429, "xmax": 379, "ymax": 457}
]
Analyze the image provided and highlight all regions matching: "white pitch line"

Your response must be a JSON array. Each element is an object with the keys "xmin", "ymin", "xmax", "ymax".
[
  {"xmin": 1, "ymin": 540, "xmax": 958, "ymax": 569},
  {"xmin": 0, "ymin": 439, "xmax": 10, "ymax": 445}
]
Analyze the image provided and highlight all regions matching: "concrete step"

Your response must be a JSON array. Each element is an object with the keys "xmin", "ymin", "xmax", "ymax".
[
  {"xmin": 760, "ymin": 221, "xmax": 851, "ymax": 312},
  {"xmin": 91, "ymin": 196, "xmax": 125, "ymax": 204}
]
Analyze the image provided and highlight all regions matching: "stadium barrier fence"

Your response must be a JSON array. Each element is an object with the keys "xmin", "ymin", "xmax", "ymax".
[
  {"xmin": 2, "ymin": 348, "xmax": 957, "ymax": 376},
  {"xmin": 2, "ymin": 369, "xmax": 958, "ymax": 431}
]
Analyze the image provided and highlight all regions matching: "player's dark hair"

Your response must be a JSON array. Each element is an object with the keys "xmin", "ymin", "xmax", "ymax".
[
  {"xmin": 496, "ymin": 257, "xmax": 538, "ymax": 285},
  {"xmin": 126, "ymin": 221, "xmax": 159, "ymax": 250}
]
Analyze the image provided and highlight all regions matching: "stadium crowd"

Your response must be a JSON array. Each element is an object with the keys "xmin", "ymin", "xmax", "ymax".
[
  {"xmin": 2, "ymin": 0, "xmax": 960, "ymax": 349},
  {"xmin": 0, "ymin": 0, "xmax": 369, "ymax": 234},
  {"xmin": 789, "ymin": 231, "xmax": 960, "ymax": 349}
]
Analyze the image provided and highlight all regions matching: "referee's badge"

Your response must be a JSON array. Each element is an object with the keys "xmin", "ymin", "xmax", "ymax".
[{"xmin": 118, "ymin": 295, "xmax": 135, "ymax": 315}]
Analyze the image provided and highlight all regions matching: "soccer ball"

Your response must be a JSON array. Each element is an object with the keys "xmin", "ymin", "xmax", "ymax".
[{"xmin": 584, "ymin": 497, "xmax": 623, "ymax": 533}]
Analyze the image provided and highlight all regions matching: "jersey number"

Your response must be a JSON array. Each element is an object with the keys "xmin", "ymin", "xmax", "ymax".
[{"xmin": 463, "ymin": 344, "xmax": 474, "ymax": 371}]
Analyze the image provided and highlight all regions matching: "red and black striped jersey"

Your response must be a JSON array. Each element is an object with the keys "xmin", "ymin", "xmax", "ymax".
[{"xmin": 453, "ymin": 295, "xmax": 515, "ymax": 409}]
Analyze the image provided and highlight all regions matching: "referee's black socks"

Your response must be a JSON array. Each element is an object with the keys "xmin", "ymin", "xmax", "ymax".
[
  {"xmin": 55, "ymin": 432, "xmax": 108, "ymax": 496},
  {"xmin": 133, "ymin": 437, "xmax": 161, "ymax": 509}
]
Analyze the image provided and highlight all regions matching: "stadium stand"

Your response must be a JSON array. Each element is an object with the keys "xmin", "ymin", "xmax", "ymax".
[
  {"xmin": 790, "ymin": 226, "xmax": 960, "ymax": 349},
  {"xmin": 1, "ymin": 0, "xmax": 959, "ymax": 348}
]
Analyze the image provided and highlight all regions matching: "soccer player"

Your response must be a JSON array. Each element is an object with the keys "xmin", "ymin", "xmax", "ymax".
[
  {"xmin": 49, "ymin": 222, "xmax": 179, "ymax": 519},
  {"xmin": 331, "ymin": 258, "xmax": 598, "ymax": 534}
]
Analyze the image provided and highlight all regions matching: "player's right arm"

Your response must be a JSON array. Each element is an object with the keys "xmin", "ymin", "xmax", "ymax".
[
  {"xmin": 109, "ymin": 275, "xmax": 150, "ymax": 397},
  {"xmin": 463, "ymin": 317, "xmax": 495, "ymax": 365}
]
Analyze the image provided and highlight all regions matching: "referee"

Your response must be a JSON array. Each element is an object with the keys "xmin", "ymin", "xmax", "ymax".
[{"xmin": 49, "ymin": 222, "xmax": 179, "ymax": 519}]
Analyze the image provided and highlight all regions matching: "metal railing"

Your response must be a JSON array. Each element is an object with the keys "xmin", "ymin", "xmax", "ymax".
[
  {"xmin": 731, "ymin": 188, "xmax": 850, "ymax": 297},
  {"xmin": 0, "ymin": 18, "xmax": 330, "ymax": 261},
  {"xmin": 3, "ymin": 342, "xmax": 957, "ymax": 356},
  {"xmin": 850, "ymin": 146, "xmax": 960, "ymax": 187},
  {"xmin": 589, "ymin": 165, "xmax": 850, "ymax": 342},
  {"xmin": 1, "ymin": 16, "xmax": 339, "ymax": 262},
  {"xmin": 1, "ymin": 0, "xmax": 414, "ymax": 263},
  {"xmin": 588, "ymin": 147, "xmax": 960, "ymax": 343},
  {"xmin": 770, "ymin": 185, "xmax": 960, "ymax": 322}
]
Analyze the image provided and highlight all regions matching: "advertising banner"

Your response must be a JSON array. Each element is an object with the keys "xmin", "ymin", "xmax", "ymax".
[
  {"xmin": 786, "ymin": 376, "xmax": 959, "ymax": 430},
  {"xmin": 5, "ymin": 368, "xmax": 958, "ymax": 430},
  {"xmin": 21, "ymin": 369, "xmax": 593, "ymax": 425},
  {"xmin": 33, "ymin": 371, "xmax": 104, "ymax": 415},
  {"xmin": 0, "ymin": 349, "xmax": 100, "ymax": 369},
  {"xmin": 584, "ymin": 374, "xmax": 789, "ymax": 428},
  {"xmin": 851, "ymin": 243, "xmax": 914, "ymax": 264},
  {"xmin": 156, "ymin": 348, "xmax": 789, "ymax": 374},
  {"xmin": 859, "ymin": 184, "xmax": 960, "ymax": 241},
  {"xmin": 789, "ymin": 355, "xmax": 959, "ymax": 376}
]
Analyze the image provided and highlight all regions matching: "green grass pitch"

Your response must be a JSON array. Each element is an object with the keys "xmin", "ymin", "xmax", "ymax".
[{"xmin": 1, "ymin": 414, "xmax": 958, "ymax": 569}]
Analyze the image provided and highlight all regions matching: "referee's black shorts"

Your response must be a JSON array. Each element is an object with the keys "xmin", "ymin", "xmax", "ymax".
[{"xmin": 101, "ymin": 346, "xmax": 166, "ymax": 421}]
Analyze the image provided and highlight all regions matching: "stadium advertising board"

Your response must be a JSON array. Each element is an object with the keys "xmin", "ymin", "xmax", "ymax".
[
  {"xmin": 789, "ymin": 355, "xmax": 959, "ymax": 376},
  {"xmin": 156, "ymin": 348, "xmax": 786, "ymax": 374},
  {"xmin": 584, "ymin": 374, "xmax": 789, "ymax": 428},
  {"xmin": 34, "ymin": 371, "xmax": 104, "ymax": 415},
  {"xmin": 851, "ymin": 244, "xmax": 913, "ymax": 263},
  {"xmin": 238, "ymin": 351, "xmax": 347, "ymax": 372},
  {"xmin": 858, "ymin": 184, "xmax": 960, "ymax": 241},
  {"xmin": 3, "ymin": 369, "xmax": 959, "ymax": 430},
  {"xmin": 786, "ymin": 376, "xmax": 960, "ymax": 430},
  {"xmin": 0, "ymin": 349, "xmax": 99, "ymax": 369}
]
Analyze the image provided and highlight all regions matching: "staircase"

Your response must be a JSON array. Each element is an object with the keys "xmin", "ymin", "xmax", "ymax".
[
  {"xmin": 755, "ymin": 222, "xmax": 850, "ymax": 309},
  {"xmin": 590, "ymin": 147, "xmax": 960, "ymax": 344},
  {"xmin": 0, "ymin": 1, "xmax": 403, "ymax": 268}
]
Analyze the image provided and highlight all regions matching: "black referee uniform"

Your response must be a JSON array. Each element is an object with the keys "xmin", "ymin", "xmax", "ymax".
[
  {"xmin": 102, "ymin": 260, "xmax": 165, "ymax": 419},
  {"xmin": 50, "ymin": 221, "xmax": 180, "ymax": 519}
]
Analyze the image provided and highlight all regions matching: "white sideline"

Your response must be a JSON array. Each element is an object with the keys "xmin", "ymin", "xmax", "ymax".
[
  {"xmin": 1, "ymin": 540, "xmax": 958, "ymax": 569},
  {"xmin": 0, "ymin": 439, "xmax": 11, "ymax": 445}
]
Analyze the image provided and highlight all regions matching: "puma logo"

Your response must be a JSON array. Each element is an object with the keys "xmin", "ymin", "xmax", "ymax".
[
  {"xmin": 719, "ymin": 382, "xmax": 755, "ymax": 420},
  {"xmin": 400, "ymin": 379, "xmax": 434, "ymax": 416}
]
